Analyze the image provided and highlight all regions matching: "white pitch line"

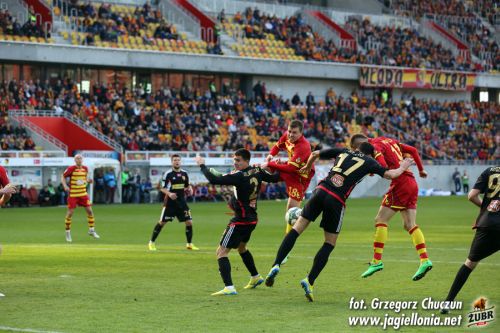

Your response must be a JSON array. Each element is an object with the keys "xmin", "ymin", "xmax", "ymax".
[
  {"xmin": 0, "ymin": 326, "xmax": 64, "ymax": 333},
  {"xmin": 8, "ymin": 245, "xmax": 500, "ymax": 267}
]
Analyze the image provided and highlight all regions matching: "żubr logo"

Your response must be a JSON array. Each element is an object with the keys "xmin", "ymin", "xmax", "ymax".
[{"xmin": 467, "ymin": 297, "xmax": 495, "ymax": 327}]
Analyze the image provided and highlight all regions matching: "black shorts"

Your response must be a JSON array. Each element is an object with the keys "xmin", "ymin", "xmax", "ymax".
[
  {"xmin": 160, "ymin": 199, "xmax": 192, "ymax": 223},
  {"xmin": 219, "ymin": 224, "xmax": 256, "ymax": 249},
  {"xmin": 301, "ymin": 187, "xmax": 345, "ymax": 234},
  {"xmin": 468, "ymin": 228, "xmax": 500, "ymax": 262}
]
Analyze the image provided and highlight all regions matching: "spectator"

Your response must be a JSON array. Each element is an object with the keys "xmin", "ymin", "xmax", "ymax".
[
  {"xmin": 462, "ymin": 170, "xmax": 469, "ymax": 193},
  {"xmin": 452, "ymin": 167, "xmax": 461, "ymax": 192},
  {"xmin": 104, "ymin": 168, "xmax": 117, "ymax": 203}
]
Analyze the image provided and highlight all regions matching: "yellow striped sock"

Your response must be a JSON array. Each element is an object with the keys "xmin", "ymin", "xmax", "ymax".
[
  {"xmin": 87, "ymin": 215, "xmax": 95, "ymax": 229},
  {"xmin": 65, "ymin": 217, "xmax": 72, "ymax": 231},
  {"xmin": 409, "ymin": 226, "xmax": 429, "ymax": 263},
  {"xmin": 372, "ymin": 223, "xmax": 388, "ymax": 264}
]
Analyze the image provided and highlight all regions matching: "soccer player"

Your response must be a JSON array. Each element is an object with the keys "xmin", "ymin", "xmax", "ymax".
[
  {"xmin": 441, "ymin": 166, "xmax": 499, "ymax": 314},
  {"xmin": 196, "ymin": 149, "xmax": 280, "ymax": 296},
  {"xmin": 350, "ymin": 134, "xmax": 432, "ymax": 281},
  {"xmin": 0, "ymin": 165, "xmax": 17, "ymax": 297},
  {"xmin": 264, "ymin": 143, "xmax": 413, "ymax": 302},
  {"xmin": 148, "ymin": 154, "xmax": 198, "ymax": 251},
  {"xmin": 264, "ymin": 120, "xmax": 315, "ymax": 232},
  {"xmin": 62, "ymin": 155, "xmax": 100, "ymax": 242},
  {"xmin": 0, "ymin": 165, "xmax": 17, "ymax": 206}
]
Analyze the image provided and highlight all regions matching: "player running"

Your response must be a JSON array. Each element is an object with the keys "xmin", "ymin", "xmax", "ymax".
[
  {"xmin": 441, "ymin": 166, "xmax": 500, "ymax": 314},
  {"xmin": 196, "ymin": 149, "xmax": 280, "ymax": 296},
  {"xmin": 264, "ymin": 143, "xmax": 413, "ymax": 301},
  {"xmin": 350, "ymin": 134, "xmax": 432, "ymax": 281},
  {"xmin": 62, "ymin": 155, "xmax": 100, "ymax": 242}
]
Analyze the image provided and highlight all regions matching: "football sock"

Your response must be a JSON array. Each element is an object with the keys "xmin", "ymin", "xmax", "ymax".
[
  {"xmin": 87, "ymin": 215, "xmax": 95, "ymax": 229},
  {"xmin": 240, "ymin": 250, "xmax": 258, "ymax": 276},
  {"xmin": 372, "ymin": 223, "xmax": 388, "ymax": 264},
  {"xmin": 273, "ymin": 229, "xmax": 299, "ymax": 266},
  {"xmin": 217, "ymin": 257, "xmax": 233, "ymax": 287},
  {"xmin": 308, "ymin": 243, "xmax": 334, "ymax": 285},
  {"xmin": 409, "ymin": 226, "xmax": 429, "ymax": 262},
  {"xmin": 185, "ymin": 225, "xmax": 193, "ymax": 243},
  {"xmin": 65, "ymin": 217, "xmax": 72, "ymax": 231},
  {"xmin": 285, "ymin": 223, "xmax": 293, "ymax": 234},
  {"xmin": 445, "ymin": 264, "xmax": 472, "ymax": 302},
  {"xmin": 151, "ymin": 223, "xmax": 164, "ymax": 242}
]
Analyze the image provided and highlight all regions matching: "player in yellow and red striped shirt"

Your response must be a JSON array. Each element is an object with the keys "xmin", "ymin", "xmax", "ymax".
[{"xmin": 61, "ymin": 155, "xmax": 99, "ymax": 242}]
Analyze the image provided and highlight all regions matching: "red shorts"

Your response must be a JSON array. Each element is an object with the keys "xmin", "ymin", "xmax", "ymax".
[
  {"xmin": 280, "ymin": 169, "xmax": 315, "ymax": 201},
  {"xmin": 381, "ymin": 175, "xmax": 418, "ymax": 211},
  {"xmin": 67, "ymin": 195, "xmax": 91, "ymax": 209}
]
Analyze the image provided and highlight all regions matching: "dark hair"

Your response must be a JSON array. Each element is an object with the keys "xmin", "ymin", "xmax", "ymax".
[
  {"xmin": 171, "ymin": 154, "xmax": 181, "ymax": 160},
  {"xmin": 289, "ymin": 119, "xmax": 304, "ymax": 132},
  {"xmin": 359, "ymin": 142, "xmax": 375, "ymax": 157},
  {"xmin": 235, "ymin": 148, "xmax": 251, "ymax": 161},
  {"xmin": 350, "ymin": 134, "xmax": 368, "ymax": 149}
]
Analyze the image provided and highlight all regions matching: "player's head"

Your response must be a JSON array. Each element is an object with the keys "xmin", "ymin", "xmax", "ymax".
[
  {"xmin": 74, "ymin": 154, "xmax": 83, "ymax": 166},
  {"xmin": 171, "ymin": 154, "xmax": 181, "ymax": 169},
  {"xmin": 287, "ymin": 120, "xmax": 303, "ymax": 143},
  {"xmin": 233, "ymin": 149, "xmax": 250, "ymax": 170},
  {"xmin": 358, "ymin": 142, "xmax": 375, "ymax": 157},
  {"xmin": 350, "ymin": 134, "xmax": 368, "ymax": 150}
]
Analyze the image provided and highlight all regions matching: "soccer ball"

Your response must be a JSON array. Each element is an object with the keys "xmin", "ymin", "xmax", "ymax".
[{"xmin": 285, "ymin": 207, "xmax": 302, "ymax": 226}]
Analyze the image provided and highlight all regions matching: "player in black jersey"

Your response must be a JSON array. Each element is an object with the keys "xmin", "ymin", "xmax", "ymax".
[
  {"xmin": 264, "ymin": 143, "xmax": 414, "ymax": 302},
  {"xmin": 148, "ymin": 154, "xmax": 199, "ymax": 251},
  {"xmin": 441, "ymin": 166, "xmax": 500, "ymax": 314},
  {"xmin": 196, "ymin": 149, "xmax": 280, "ymax": 296}
]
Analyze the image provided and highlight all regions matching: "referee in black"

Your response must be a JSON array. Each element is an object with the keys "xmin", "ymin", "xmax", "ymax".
[
  {"xmin": 441, "ymin": 166, "xmax": 500, "ymax": 313},
  {"xmin": 196, "ymin": 149, "xmax": 280, "ymax": 296}
]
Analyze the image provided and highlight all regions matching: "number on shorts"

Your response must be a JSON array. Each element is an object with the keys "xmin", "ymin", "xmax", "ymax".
[
  {"xmin": 288, "ymin": 186, "xmax": 300, "ymax": 199},
  {"xmin": 331, "ymin": 153, "xmax": 365, "ymax": 176}
]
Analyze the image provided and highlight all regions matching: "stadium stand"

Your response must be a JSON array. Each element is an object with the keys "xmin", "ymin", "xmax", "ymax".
[
  {"xmin": 0, "ymin": 7, "xmax": 53, "ymax": 43},
  {"xmin": 3, "ymin": 78, "xmax": 498, "ymax": 161}
]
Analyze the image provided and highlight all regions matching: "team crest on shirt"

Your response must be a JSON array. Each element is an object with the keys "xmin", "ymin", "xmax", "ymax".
[
  {"xmin": 331, "ymin": 174, "xmax": 344, "ymax": 187},
  {"xmin": 182, "ymin": 176, "xmax": 186, "ymax": 181},
  {"xmin": 296, "ymin": 157, "xmax": 301, "ymax": 163}
]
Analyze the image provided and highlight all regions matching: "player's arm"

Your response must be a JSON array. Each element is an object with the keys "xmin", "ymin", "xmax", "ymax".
[
  {"xmin": 61, "ymin": 167, "xmax": 71, "ymax": 192},
  {"xmin": 400, "ymin": 144, "xmax": 426, "ymax": 177},
  {"xmin": 196, "ymin": 157, "xmax": 242, "ymax": 185},
  {"xmin": 267, "ymin": 132, "xmax": 287, "ymax": 161},
  {"xmin": 382, "ymin": 158, "xmax": 415, "ymax": 180},
  {"xmin": 160, "ymin": 173, "xmax": 177, "ymax": 200},
  {"xmin": 373, "ymin": 150, "xmax": 388, "ymax": 168},
  {"xmin": 184, "ymin": 173, "xmax": 193, "ymax": 196},
  {"xmin": 467, "ymin": 189, "xmax": 482, "ymax": 208},
  {"xmin": 468, "ymin": 169, "xmax": 489, "ymax": 208}
]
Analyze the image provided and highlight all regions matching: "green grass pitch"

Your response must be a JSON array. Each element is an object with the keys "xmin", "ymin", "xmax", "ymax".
[{"xmin": 0, "ymin": 196, "xmax": 499, "ymax": 332}]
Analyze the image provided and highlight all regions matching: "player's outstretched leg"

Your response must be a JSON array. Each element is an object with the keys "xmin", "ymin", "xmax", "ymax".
[
  {"xmin": 409, "ymin": 225, "xmax": 432, "ymax": 280},
  {"xmin": 265, "ymin": 229, "xmax": 300, "ymax": 287},
  {"xmin": 87, "ymin": 215, "xmax": 100, "ymax": 239},
  {"xmin": 300, "ymin": 278, "xmax": 314, "ymax": 302},
  {"xmin": 361, "ymin": 222, "xmax": 388, "ymax": 278},
  {"xmin": 440, "ymin": 263, "xmax": 474, "ymax": 314}
]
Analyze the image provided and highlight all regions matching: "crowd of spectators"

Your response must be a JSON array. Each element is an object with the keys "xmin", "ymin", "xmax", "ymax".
[
  {"xmin": 0, "ymin": 8, "xmax": 48, "ymax": 39},
  {"xmin": 222, "ymin": 8, "xmax": 360, "ymax": 63},
  {"xmin": 469, "ymin": 0, "xmax": 499, "ymax": 26},
  {"xmin": 345, "ymin": 17, "xmax": 474, "ymax": 71},
  {"xmin": 2, "ymin": 77, "xmax": 498, "ymax": 162},
  {"xmin": 0, "ymin": 120, "xmax": 36, "ymax": 150},
  {"xmin": 386, "ymin": 0, "xmax": 499, "ymax": 71},
  {"xmin": 389, "ymin": 0, "xmax": 475, "ymax": 18}
]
